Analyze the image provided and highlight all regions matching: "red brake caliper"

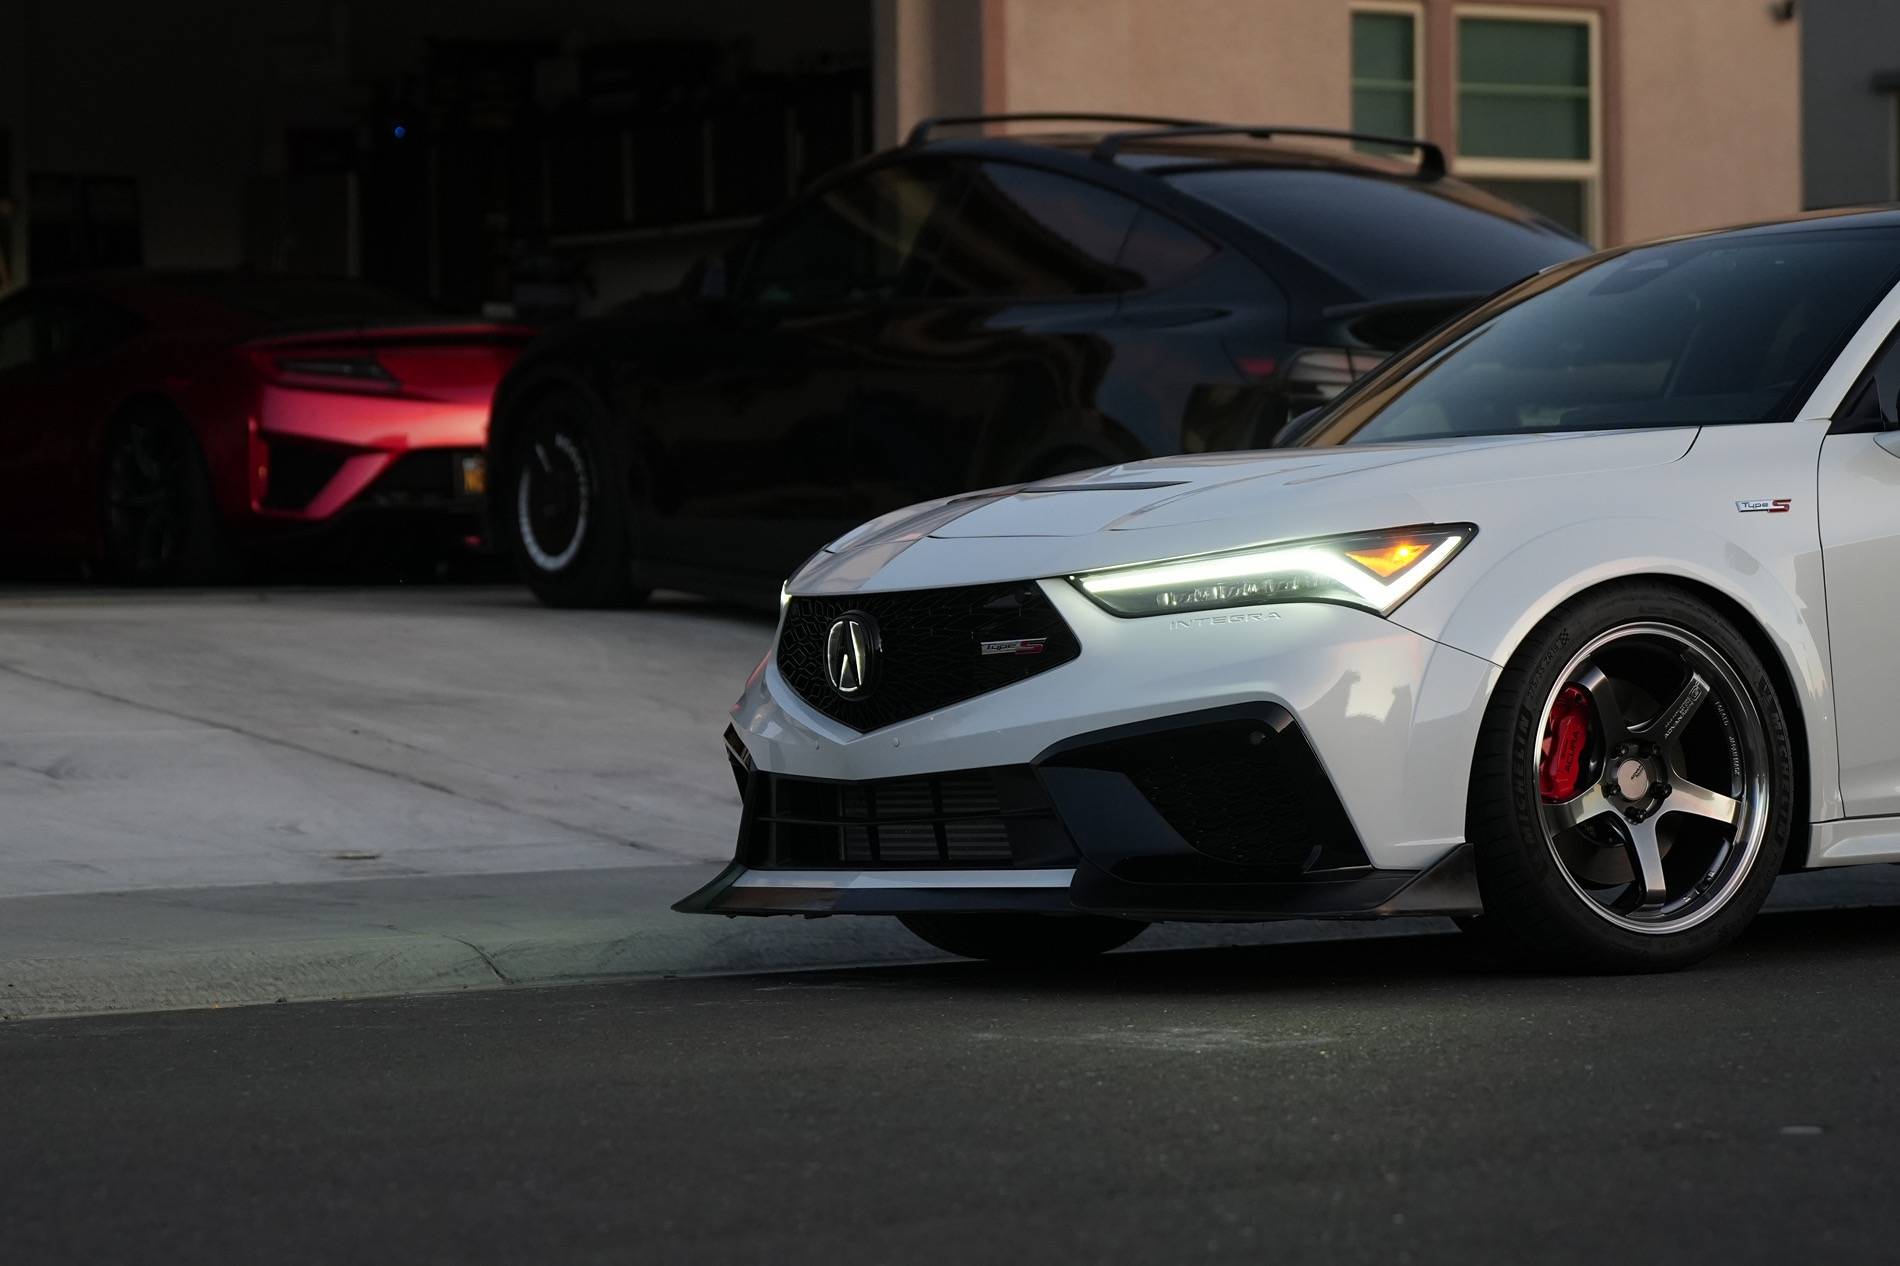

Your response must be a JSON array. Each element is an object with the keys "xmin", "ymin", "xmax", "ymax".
[{"xmin": 1539, "ymin": 684, "xmax": 1594, "ymax": 802}]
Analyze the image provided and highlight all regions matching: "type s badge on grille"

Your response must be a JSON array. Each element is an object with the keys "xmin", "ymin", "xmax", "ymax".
[
  {"xmin": 1735, "ymin": 498, "xmax": 1792, "ymax": 514},
  {"xmin": 825, "ymin": 613, "xmax": 881, "ymax": 698},
  {"xmin": 979, "ymin": 637, "xmax": 1047, "ymax": 657}
]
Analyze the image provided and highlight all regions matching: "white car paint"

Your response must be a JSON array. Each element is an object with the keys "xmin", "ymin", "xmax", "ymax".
[{"xmin": 720, "ymin": 234, "xmax": 1900, "ymax": 909}]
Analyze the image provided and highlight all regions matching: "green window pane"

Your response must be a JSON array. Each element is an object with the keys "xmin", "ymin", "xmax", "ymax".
[
  {"xmin": 1353, "ymin": 12, "xmax": 1415, "ymax": 83},
  {"xmin": 1459, "ymin": 18, "xmax": 1588, "ymax": 87},
  {"xmin": 1353, "ymin": 88, "xmax": 1414, "ymax": 139},
  {"xmin": 1466, "ymin": 176, "xmax": 1589, "ymax": 239},
  {"xmin": 1458, "ymin": 18, "xmax": 1592, "ymax": 160},
  {"xmin": 1352, "ymin": 12, "xmax": 1415, "ymax": 148},
  {"xmin": 1461, "ymin": 95, "xmax": 1589, "ymax": 160}
]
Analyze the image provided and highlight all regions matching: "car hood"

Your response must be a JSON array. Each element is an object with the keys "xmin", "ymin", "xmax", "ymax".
[{"xmin": 794, "ymin": 428, "xmax": 1698, "ymax": 595}]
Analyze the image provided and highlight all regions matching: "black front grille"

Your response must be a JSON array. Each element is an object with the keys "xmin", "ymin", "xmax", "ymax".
[
  {"xmin": 744, "ymin": 767, "xmax": 1072, "ymax": 869},
  {"xmin": 778, "ymin": 583, "xmax": 1080, "ymax": 731}
]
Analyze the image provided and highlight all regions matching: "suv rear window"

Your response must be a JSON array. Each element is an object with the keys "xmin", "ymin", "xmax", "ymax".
[{"xmin": 1163, "ymin": 167, "xmax": 1584, "ymax": 298}]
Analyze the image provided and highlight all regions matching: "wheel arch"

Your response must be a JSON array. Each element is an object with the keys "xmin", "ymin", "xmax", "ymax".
[{"xmin": 1463, "ymin": 570, "xmax": 1817, "ymax": 870}]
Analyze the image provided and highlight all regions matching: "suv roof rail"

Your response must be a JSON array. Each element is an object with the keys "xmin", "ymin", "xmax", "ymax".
[
  {"xmin": 904, "ymin": 112, "xmax": 1214, "ymax": 148},
  {"xmin": 1088, "ymin": 125, "xmax": 1448, "ymax": 180}
]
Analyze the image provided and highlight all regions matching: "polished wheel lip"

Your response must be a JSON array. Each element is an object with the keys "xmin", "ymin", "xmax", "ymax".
[
  {"xmin": 1533, "ymin": 621, "xmax": 1770, "ymax": 936},
  {"xmin": 517, "ymin": 430, "xmax": 590, "ymax": 573}
]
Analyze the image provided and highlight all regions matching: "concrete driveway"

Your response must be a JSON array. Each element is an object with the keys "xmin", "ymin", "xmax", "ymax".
[{"xmin": 0, "ymin": 584, "xmax": 764, "ymax": 894}]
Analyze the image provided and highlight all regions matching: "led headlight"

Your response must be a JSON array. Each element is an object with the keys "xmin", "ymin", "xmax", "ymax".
[{"xmin": 1070, "ymin": 525, "xmax": 1473, "ymax": 618}]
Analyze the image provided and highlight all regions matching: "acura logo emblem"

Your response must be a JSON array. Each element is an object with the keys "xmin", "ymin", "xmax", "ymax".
[{"xmin": 825, "ymin": 612, "xmax": 880, "ymax": 698}]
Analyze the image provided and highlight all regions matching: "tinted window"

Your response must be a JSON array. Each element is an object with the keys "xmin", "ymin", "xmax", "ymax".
[
  {"xmin": 1119, "ymin": 208, "xmax": 1216, "ymax": 289},
  {"xmin": 1844, "ymin": 328, "xmax": 1900, "ymax": 427},
  {"xmin": 742, "ymin": 162, "xmax": 949, "ymax": 305},
  {"xmin": 923, "ymin": 163, "xmax": 1140, "ymax": 299},
  {"xmin": 1164, "ymin": 167, "xmax": 1583, "ymax": 297},
  {"xmin": 0, "ymin": 296, "xmax": 129, "ymax": 372},
  {"xmin": 1304, "ymin": 231, "xmax": 1900, "ymax": 445}
]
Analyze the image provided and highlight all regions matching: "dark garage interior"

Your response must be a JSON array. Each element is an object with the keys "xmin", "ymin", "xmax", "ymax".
[{"xmin": 0, "ymin": 0, "xmax": 872, "ymax": 316}]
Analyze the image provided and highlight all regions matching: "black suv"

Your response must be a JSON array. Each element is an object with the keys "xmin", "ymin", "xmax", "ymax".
[{"xmin": 489, "ymin": 114, "xmax": 1586, "ymax": 608}]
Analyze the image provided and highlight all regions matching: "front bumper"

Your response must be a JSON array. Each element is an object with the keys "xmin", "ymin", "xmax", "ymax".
[{"xmin": 682, "ymin": 582, "xmax": 1498, "ymax": 922}]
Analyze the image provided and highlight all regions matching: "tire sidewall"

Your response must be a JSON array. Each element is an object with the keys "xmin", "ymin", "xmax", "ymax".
[
  {"xmin": 501, "ymin": 387, "xmax": 642, "ymax": 608},
  {"xmin": 1474, "ymin": 585, "xmax": 1797, "ymax": 971}
]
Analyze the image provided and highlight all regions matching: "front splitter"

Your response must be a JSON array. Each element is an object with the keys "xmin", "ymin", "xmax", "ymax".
[{"xmin": 675, "ymin": 846, "xmax": 1483, "ymax": 921}]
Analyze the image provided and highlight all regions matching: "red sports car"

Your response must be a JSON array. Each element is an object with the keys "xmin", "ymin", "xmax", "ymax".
[{"xmin": 0, "ymin": 272, "xmax": 533, "ymax": 580}]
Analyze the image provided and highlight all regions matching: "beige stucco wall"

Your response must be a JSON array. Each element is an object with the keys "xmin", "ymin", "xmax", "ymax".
[
  {"xmin": 874, "ymin": 0, "xmax": 990, "ymax": 148},
  {"xmin": 871, "ymin": 0, "xmax": 1801, "ymax": 247},
  {"xmin": 998, "ymin": 0, "xmax": 1349, "ymax": 130},
  {"xmin": 1616, "ymin": 0, "xmax": 1802, "ymax": 242}
]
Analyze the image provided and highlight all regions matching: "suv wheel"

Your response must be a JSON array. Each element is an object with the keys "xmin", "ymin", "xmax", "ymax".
[{"xmin": 503, "ymin": 388, "xmax": 649, "ymax": 609}]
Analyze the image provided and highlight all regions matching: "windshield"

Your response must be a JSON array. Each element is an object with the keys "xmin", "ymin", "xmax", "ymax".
[{"xmin": 1302, "ymin": 228, "xmax": 1900, "ymax": 445}]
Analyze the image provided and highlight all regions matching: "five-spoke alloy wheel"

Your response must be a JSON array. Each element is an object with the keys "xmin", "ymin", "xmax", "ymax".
[
  {"xmin": 1469, "ymin": 584, "xmax": 1795, "ymax": 972},
  {"xmin": 1534, "ymin": 624, "xmax": 1770, "ymax": 934}
]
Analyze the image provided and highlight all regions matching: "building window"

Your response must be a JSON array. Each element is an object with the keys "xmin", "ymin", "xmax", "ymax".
[
  {"xmin": 1454, "ymin": 8, "xmax": 1600, "ymax": 241},
  {"xmin": 1351, "ymin": 6, "xmax": 1423, "ymax": 146}
]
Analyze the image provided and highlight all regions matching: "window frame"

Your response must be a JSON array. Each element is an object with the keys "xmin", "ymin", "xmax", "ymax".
[
  {"xmin": 1350, "ymin": 2, "xmax": 1427, "ymax": 146},
  {"xmin": 1451, "ymin": 4, "xmax": 1603, "ymax": 243}
]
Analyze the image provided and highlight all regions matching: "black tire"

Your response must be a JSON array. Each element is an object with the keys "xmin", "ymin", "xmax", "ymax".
[
  {"xmin": 1468, "ymin": 583, "xmax": 1796, "ymax": 973},
  {"xmin": 499, "ymin": 387, "xmax": 649, "ymax": 609},
  {"xmin": 898, "ymin": 913, "xmax": 1148, "ymax": 963},
  {"xmin": 99, "ymin": 408, "xmax": 234, "ymax": 584}
]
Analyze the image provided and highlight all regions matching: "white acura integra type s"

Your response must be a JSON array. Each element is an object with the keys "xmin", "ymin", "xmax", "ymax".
[{"xmin": 679, "ymin": 209, "xmax": 1900, "ymax": 972}]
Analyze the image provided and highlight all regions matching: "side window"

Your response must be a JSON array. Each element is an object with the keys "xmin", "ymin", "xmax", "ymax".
[
  {"xmin": 1118, "ymin": 208, "xmax": 1217, "ymax": 289},
  {"xmin": 924, "ymin": 163, "xmax": 1142, "ymax": 299},
  {"xmin": 740, "ymin": 163, "xmax": 949, "ymax": 306},
  {"xmin": 1841, "ymin": 331, "xmax": 1900, "ymax": 429}
]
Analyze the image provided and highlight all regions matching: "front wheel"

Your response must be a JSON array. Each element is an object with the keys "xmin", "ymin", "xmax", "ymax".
[
  {"xmin": 1468, "ymin": 584, "xmax": 1796, "ymax": 973},
  {"xmin": 501, "ymin": 388, "xmax": 649, "ymax": 609},
  {"xmin": 898, "ymin": 913, "xmax": 1148, "ymax": 963}
]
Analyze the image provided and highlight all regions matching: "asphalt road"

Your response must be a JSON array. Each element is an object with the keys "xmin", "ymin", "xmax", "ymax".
[{"xmin": 10, "ymin": 904, "xmax": 1900, "ymax": 1265}]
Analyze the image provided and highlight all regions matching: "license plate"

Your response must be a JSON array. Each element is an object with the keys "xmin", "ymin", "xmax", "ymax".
[{"xmin": 458, "ymin": 454, "xmax": 486, "ymax": 496}]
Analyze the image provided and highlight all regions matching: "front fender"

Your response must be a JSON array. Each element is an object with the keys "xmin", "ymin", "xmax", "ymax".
[{"xmin": 1391, "ymin": 502, "xmax": 1837, "ymax": 821}]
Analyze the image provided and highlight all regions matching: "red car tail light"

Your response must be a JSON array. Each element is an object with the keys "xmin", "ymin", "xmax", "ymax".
[{"xmin": 246, "ymin": 348, "xmax": 401, "ymax": 394}]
